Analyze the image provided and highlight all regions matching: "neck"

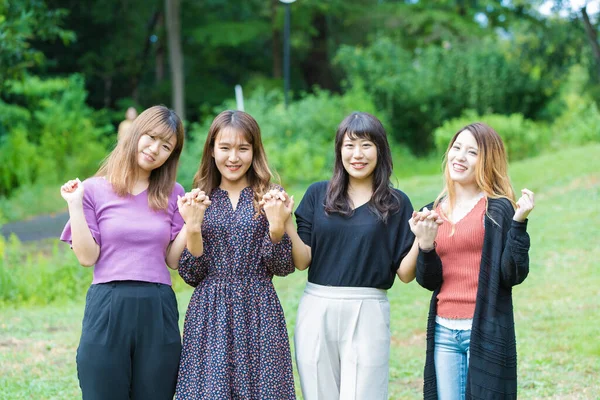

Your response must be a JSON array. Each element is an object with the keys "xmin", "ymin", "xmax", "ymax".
[
  {"xmin": 348, "ymin": 176, "xmax": 373, "ymax": 195},
  {"xmin": 453, "ymin": 182, "xmax": 483, "ymax": 204},
  {"xmin": 220, "ymin": 176, "xmax": 249, "ymax": 193}
]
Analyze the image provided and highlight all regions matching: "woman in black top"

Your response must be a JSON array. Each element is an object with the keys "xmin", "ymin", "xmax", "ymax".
[{"xmin": 262, "ymin": 112, "xmax": 418, "ymax": 399}]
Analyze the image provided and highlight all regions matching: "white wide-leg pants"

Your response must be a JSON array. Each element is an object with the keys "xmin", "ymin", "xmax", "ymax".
[{"xmin": 294, "ymin": 282, "xmax": 391, "ymax": 400}]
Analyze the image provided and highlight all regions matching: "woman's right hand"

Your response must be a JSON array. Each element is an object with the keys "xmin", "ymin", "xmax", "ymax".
[
  {"xmin": 409, "ymin": 207, "xmax": 443, "ymax": 251},
  {"xmin": 178, "ymin": 189, "xmax": 211, "ymax": 231},
  {"xmin": 60, "ymin": 178, "xmax": 84, "ymax": 206}
]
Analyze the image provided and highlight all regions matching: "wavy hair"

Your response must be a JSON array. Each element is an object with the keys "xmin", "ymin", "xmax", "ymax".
[
  {"xmin": 434, "ymin": 122, "xmax": 516, "ymax": 225},
  {"xmin": 192, "ymin": 110, "xmax": 274, "ymax": 214},
  {"xmin": 325, "ymin": 112, "xmax": 402, "ymax": 222},
  {"xmin": 96, "ymin": 105, "xmax": 184, "ymax": 211}
]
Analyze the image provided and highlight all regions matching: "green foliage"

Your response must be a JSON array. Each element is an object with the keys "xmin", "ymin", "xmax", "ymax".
[
  {"xmin": 179, "ymin": 85, "xmax": 393, "ymax": 189},
  {"xmin": 0, "ymin": 236, "xmax": 91, "ymax": 306},
  {"xmin": 336, "ymin": 36, "xmax": 546, "ymax": 154},
  {"xmin": 433, "ymin": 111, "xmax": 548, "ymax": 161},
  {"xmin": 0, "ymin": 0, "xmax": 74, "ymax": 86},
  {"xmin": 0, "ymin": 74, "xmax": 111, "ymax": 196},
  {"xmin": 544, "ymin": 65, "xmax": 600, "ymax": 147}
]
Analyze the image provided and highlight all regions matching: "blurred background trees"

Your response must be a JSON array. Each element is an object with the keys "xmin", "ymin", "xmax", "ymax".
[{"xmin": 0, "ymin": 0, "xmax": 599, "ymax": 212}]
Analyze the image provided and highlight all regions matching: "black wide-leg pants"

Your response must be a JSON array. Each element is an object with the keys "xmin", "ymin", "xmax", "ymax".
[{"xmin": 76, "ymin": 281, "xmax": 181, "ymax": 400}]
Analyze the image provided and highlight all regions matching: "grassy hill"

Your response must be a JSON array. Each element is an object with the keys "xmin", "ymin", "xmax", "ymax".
[{"xmin": 1, "ymin": 144, "xmax": 598, "ymax": 399}]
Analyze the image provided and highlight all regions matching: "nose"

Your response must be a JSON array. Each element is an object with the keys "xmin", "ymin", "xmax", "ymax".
[
  {"xmin": 353, "ymin": 146, "xmax": 364, "ymax": 159},
  {"xmin": 228, "ymin": 150, "xmax": 239, "ymax": 162},
  {"xmin": 149, "ymin": 141, "xmax": 160, "ymax": 154}
]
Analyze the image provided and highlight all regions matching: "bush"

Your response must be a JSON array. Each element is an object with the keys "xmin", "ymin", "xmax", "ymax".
[
  {"xmin": 433, "ymin": 111, "xmax": 549, "ymax": 161},
  {"xmin": 0, "ymin": 74, "xmax": 111, "ymax": 196},
  {"xmin": 179, "ymin": 85, "xmax": 398, "ymax": 189},
  {"xmin": 336, "ymin": 37, "xmax": 548, "ymax": 154}
]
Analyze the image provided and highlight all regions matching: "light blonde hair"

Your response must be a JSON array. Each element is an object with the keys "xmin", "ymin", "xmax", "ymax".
[
  {"xmin": 193, "ymin": 110, "xmax": 274, "ymax": 214},
  {"xmin": 97, "ymin": 105, "xmax": 184, "ymax": 210},
  {"xmin": 434, "ymin": 122, "xmax": 516, "ymax": 227}
]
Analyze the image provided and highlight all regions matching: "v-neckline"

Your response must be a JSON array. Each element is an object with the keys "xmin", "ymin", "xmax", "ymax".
[
  {"xmin": 217, "ymin": 186, "xmax": 250, "ymax": 212},
  {"xmin": 444, "ymin": 195, "xmax": 485, "ymax": 225}
]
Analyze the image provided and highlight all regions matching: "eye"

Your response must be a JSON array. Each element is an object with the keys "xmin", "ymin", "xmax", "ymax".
[
  {"xmin": 163, "ymin": 145, "xmax": 171, "ymax": 151},
  {"xmin": 344, "ymin": 143, "xmax": 353, "ymax": 148},
  {"xmin": 363, "ymin": 143, "xmax": 373, "ymax": 148},
  {"xmin": 147, "ymin": 134, "xmax": 156, "ymax": 140},
  {"xmin": 452, "ymin": 145, "xmax": 460, "ymax": 150},
  {"xmin": 468, "ymin": 150, "xmax": 478, "ymax": 156}
]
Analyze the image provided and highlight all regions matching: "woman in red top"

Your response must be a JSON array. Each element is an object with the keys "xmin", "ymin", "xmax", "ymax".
[{"xmin": 411, "ymin": 122, "xmax": 535, "ymax": 400}]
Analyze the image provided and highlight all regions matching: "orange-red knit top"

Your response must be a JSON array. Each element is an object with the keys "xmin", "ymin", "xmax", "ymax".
[{"xmin": 435, "ymin": 196, "xmax": 486, "ymax": 319}]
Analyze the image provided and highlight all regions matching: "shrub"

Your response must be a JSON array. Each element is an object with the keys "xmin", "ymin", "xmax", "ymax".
[
  {"xmin": 179, "ymin": 85, "xmax": 398, "ymax": 189},
  {"xmin": 0, "ymin": 74, "xmax": 111, "ymax": 196},
  {"xmin": 433, "ymin": 111, "xmax": 549, "ymax": 161}
]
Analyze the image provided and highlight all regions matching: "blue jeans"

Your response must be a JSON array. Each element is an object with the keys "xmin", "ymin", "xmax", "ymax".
[{"xmin": 434, "ymin": 323, "xmax": 471, "ymax": 400}]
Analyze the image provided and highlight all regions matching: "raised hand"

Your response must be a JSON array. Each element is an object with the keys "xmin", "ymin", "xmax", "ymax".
[
  {"xmin": 60, "ymin": 178, "xmax": 85, "ymax": 206},
  {"xmin": 513, "ymin": 188, "xmax": 535, "ymax": 222},
  {"xmin": 178, "ymin": 189, "xmax": 211, "ymax": 231},
  {"xmin": 408, "ymin": 207, "xmax": 443, "ymax": 251},
  {"xmin": 260, "ymin": 189, "xmax": 292, "ymax": 242}
]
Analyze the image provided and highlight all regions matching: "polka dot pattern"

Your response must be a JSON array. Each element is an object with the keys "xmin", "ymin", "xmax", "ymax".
[{"xmin": 176, "ymin": 187, "xmax": 296, "ymax": 399}]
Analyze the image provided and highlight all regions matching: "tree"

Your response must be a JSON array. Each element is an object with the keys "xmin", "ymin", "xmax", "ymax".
[
  {"xmin": 165, "ymin": 0, "xmax": 185, "ymax": 120},
  {"xmin": 0, "ymin": 0, "xmax": 74, "ymax": 90}
]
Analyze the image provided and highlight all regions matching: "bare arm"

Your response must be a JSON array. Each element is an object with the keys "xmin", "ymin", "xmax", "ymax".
[
  {"xmin": 61, "ymin": 179, "xmax": 100, "ymax": 267},
  {"xmin": 284, "ymin": 217, "xmax": 312, "ymax": 271},
  {"xmin": 396, "ymin": 239, "xmax": 418, "ymax": 283},
  {"xmin": 166, "ymin": 224, "xmax": 188, "ymax": 270}
]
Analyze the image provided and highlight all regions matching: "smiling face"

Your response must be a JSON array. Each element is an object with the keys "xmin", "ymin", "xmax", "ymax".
[
  {"xmin": 212, "ymin": 127, "xmax": 253, "ymax": 189},
  {"xmin": 447, "ymin": 129, "xmax": 479, "ymax": 187},
  {"xmin": 136, "ymin": 130, "xmax": 177, "ymax": 174},
  {"xmin": 340, "ymin": 132, "xmax": 378, "ymax": 184}
]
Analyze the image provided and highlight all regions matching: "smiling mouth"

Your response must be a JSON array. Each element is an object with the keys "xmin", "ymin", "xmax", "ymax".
[
  {"xmin": 351, "ymin": 163, "xmax": 367, "ymax": 169},
  {"xmin": 452, "ymin": 163, "xmax": 467, "ymax": 172},
  {"xmin": 142, "ymin": 152, "xmax": 155, "ymax": 162},
  {"xmin": 226, "ymin": 165, "xmax": 241, "ymax": 171}
]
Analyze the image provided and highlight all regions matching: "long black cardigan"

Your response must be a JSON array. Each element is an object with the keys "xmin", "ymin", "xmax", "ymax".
[{"xmin": 416, "ymin": 197, "xmax": 531, "ymax": 400}]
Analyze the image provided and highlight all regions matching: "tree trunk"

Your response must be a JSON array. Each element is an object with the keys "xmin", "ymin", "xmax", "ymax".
[
  {"xmin": 165, "ymin": 0, "xmax": 185, "ymax": 120},
  {"xmin": 581, "ymin": 6, "xmax": 600, "ymax": 82},
  {"xmin": 300, "ymin": 13, "xmax": 339, "ymax": 92},
  {"xmin": 132, "ymin": 10, "xmax": 162, "ymax": 103},
  {"xmin": 272, "ymin": 0, "xmax": 282, "ymax": 79}
]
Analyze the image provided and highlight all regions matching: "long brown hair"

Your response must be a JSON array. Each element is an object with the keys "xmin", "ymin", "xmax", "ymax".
[
  {"xmin": 192, "ymin": 110, "xmax": 274, "ymax": 213},
  {"xmin": 434, "ymin": 122, "xmax": 516, "ymax": 222},
  {"xmin": 96, "ymin": 105, "xmax": 184, "ymax": 211},
  {"xmin": 325, "ymin": 112, "xmax": 402, "ymax": 222}
]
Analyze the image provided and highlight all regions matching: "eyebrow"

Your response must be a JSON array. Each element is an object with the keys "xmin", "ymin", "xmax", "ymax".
[
  {"xmin": 454, "ymin": 141, "xmax": 478, "ymax": 150},
  {"xmin": 216, "ymin": 141, "xmax": 251, "ymax": 146}
]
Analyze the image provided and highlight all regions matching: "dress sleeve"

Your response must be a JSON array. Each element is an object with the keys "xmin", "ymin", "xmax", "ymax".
[
  {"xmin": 178, "ymin": 248, "xmax": 209, "ymax": 287},
  {"xmin": 170, "ymin": 183, "xmax": 185, "ymax": 241},
  {"xmin": 261, "ymin": 184, "xmax": 294, "ymax": 276},
  {"xmin": 500, "ymin": 219, "xmax": 530, "ymax": 288},
  {"xmin": 295, "ymin": 183, "xmax": 318, "ymax": 246},
  {"xmin": 60, "ymin": 179, "xmax": 101, "ymax": 247},
  {"xmin": 261, "ymin": 231, "xmax": 294, "ymax": 277}
]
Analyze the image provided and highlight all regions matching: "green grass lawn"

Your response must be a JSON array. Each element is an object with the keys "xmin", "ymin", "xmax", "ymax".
[{"xmin": 1, "ymin": 144, "xmax": 599, "ymax": 399}]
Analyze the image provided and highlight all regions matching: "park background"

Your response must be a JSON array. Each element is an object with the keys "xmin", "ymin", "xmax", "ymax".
[{"xmin": 0, "ymin": 0, "xmax": 599, "ymax": 398}]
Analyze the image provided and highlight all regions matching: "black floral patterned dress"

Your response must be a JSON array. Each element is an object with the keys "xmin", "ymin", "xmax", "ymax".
[{"xmin": 175, "ymin": 187, "xmax": 296, "ymax": 400}]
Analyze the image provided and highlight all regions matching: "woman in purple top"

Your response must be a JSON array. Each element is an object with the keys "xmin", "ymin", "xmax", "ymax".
[
  {"xmin": 174, "ymin": 110, "xmax": 296, "ymax": 399},
  {"xmin": 60, "ymin": 105, "xmax": 190, "ymax": 400}
]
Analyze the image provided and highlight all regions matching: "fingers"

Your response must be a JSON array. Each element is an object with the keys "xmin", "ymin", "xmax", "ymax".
[{"xmin": 61, "ymin": 178, "xmax": 81, "ymax": 193}]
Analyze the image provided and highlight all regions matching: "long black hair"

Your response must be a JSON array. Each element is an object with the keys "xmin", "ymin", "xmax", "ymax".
[{"xmin": 324, "ymin": 112, "xmax": 401, "ymax": 222}]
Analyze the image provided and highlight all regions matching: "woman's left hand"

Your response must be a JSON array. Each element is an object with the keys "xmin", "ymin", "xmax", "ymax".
[{"xmin": 513, "ymin": 188, "xmax": 535, "ymax": 222}]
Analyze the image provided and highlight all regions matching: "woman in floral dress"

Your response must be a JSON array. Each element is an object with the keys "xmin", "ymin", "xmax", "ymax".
[{"xmin": 175, "ymin": 110, "xmax": 296, "ymax": 400}]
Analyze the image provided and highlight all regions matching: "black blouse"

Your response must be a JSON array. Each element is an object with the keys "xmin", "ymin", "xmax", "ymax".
[{"xmin": 295, "ymin": 181, "xmax": 415, "ymax": 289}]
